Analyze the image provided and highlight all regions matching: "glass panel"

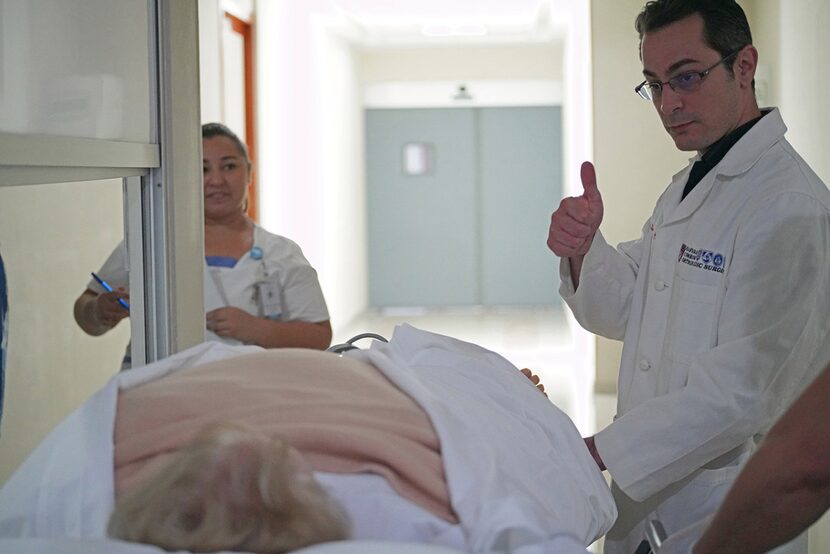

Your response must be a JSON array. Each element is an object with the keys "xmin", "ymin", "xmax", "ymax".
[
  {"xmin": 0, "ymin": 0, "xmax": 152, "ymax": 142},
  {"xmin": 0, "ymin": 178, "xmax": 128, "ymax": 482},
  {"xmin": 402, "ymin": 142, "xmax": 433, "ymax": 176}
]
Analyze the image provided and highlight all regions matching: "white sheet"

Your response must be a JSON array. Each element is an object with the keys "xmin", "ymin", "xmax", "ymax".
[
  {"xmin": 349, "ymin": 325, "xmax": 616, "ymax": 551},
  {"xmin": 0, "ymin": 341, "xmax": 261, "ymax": 539},
  {"xmin": 0, "ymin": 325, "xmax": 614, "ymax": 553},
  {"xmin": 0, "ymin": 537, "xmax": 592, "ymax": 554}
]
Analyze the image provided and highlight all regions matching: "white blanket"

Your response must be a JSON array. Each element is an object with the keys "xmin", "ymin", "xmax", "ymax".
[
  {"xmin": 0, "ymin": 325, "xmax": 614, "ymax": 553},
  {"xmin": 349, "ymin": 325, "xmax": 616, "ymax": 551}
]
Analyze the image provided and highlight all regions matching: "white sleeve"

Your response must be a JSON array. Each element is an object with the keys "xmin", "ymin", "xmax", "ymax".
[
  {"xmin": 279, "ymin": 243, "xmax": 330, "ymax": 322},
  {"xmin": 559, "ymin": 223, "xmax": 648, "ymax": 341},
  {"xmin": 86, "ymin": 240, "xmax": 128, "ymax": 293}
]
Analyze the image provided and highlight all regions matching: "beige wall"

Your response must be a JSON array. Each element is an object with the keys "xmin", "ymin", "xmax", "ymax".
[
  {"xmin": 252, "ymin": 3, "xmax": 371, "ymax": 338},
  {"xmin": 0, "ymin": 179, "xmax": 128, "ymax": 483},
  {"xmin": 359, "ymin": 43, "xmax": 563, "ymax": 83},
  {"xmin": 765, "ymin": 0, "xmax": 830, "ymax": 183},
  {"xmin": 590, "ymin": 0, "xmax": 689, "ymax": 392},
  {"xmin": 198, "ymin": 0, "xmax": 224, "ymax": 123},
  {"xmin": 312, "ymin": 25, "xmax": 369, "ymax": 340},
  {"xmin": 749, "ymin": 2, "xmax": 830, "ymax": 551}
]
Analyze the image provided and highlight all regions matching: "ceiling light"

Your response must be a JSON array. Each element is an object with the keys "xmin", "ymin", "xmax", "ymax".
[{"xmin": 420, "ymin": 23, "xmax": 488, "ymax": 37}]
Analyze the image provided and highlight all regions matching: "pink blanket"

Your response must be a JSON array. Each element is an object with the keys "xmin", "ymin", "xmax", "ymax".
[{"xmin": 114, "ymin": 348, "xmax": 457, "ymax": 523}]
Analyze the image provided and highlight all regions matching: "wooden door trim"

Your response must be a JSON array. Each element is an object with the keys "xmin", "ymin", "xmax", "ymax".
[{"xmin": 224, "ymin": 12, "xmax": 257, "ymax": 221}]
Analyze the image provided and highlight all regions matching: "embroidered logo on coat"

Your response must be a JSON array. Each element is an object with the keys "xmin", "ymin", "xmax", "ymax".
[{"xmin": 678, "ymin": 243, "xmax": 725, "ymax": 273}]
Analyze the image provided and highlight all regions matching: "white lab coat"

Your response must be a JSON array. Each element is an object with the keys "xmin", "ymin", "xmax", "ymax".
[{"xmin": 560, "ymin": 108, "xmax": 830, "ymax": 553}]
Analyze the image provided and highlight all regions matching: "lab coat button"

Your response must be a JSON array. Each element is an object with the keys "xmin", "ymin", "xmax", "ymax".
[
  {"xmin": 655, "ymin": 281, "xmax": 666, "ymax": 291},
  {"xmin": 638, "ymin": 359, "xmax": 651, "ymax": 371}
]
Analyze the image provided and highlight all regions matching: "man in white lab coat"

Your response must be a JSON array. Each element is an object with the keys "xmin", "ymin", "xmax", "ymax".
[{"xmin": 546, "ymin": 1, "xmax": 830, "ymax": 552}]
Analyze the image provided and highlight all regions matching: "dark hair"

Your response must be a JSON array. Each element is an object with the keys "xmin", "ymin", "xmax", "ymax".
[
  {"xmin": 202, "ymin": 122, "xmax": 251, "ymax": 170},
  {"xmin": 635, "ymin": 0, "xmax": 752, "ymax": 77}
]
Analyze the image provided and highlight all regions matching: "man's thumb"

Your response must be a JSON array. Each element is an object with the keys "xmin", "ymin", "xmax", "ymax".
[{"xmin": 580, "ymin": 161, "xmax": 601, "ymax": 204}]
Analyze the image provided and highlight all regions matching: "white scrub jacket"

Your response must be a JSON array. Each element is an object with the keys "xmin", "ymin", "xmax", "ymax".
[
  {"xmin": 560, "ymin": 108, "xmax": 830, "ymax": 552},
  {"xmin": 201, "ymin": 225, "xmax": 330, "ymax": 344},
  {"xmin": 89, "ymin": 224, "xmax": 329, "ymax": 346}
]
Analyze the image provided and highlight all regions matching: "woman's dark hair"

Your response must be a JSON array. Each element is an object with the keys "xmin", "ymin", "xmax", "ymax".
[
  {"xmin": 202, "ymin": 122, "xmax": 251, "ymax": 170},
  {"xmin": 635, "ymin": 0, "xmax": 752, "ymax": 77}
]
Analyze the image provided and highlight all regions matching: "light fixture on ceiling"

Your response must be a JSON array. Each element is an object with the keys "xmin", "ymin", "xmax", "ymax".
[
  {"xmin": 453, "ymin": 84, "xmax": 473, "ymax": 101},
  {"xmin": 420, "ymin": 23, "xmax": 488, "ymax": 38}
]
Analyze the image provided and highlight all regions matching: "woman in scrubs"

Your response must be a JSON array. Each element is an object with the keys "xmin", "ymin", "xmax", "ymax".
[{"xmin": 73, "ymin": 123, "xmax": 331, "ymax": 364}]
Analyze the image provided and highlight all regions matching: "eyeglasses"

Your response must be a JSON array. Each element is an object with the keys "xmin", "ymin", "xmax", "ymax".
[{"xmin": 634, "ymin": 47, "xmax": 743, "ymax": 101}]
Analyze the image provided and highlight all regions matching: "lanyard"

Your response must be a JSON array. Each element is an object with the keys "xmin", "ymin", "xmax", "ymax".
[{"xmin": 207, "ymin": 265, "xmax": 232, "ymax": 307}]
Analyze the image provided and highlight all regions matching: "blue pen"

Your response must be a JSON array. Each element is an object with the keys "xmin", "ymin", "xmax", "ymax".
[{"xmin": 91, "ymin": 272, "xmax": 130, "ymax": 310}]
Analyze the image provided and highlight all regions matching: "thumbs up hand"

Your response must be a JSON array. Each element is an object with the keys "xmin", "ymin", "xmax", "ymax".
[{"xmin": 547, "ymin": 161, "xmax": 604, "ymax": 258}]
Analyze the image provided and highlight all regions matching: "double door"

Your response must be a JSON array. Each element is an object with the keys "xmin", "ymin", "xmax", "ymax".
[{"xmin": 366, "ymin": 106, "xmax": 563, "ymax": 307}]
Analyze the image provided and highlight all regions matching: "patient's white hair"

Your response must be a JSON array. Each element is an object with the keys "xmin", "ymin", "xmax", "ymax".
[{"xmin": 108, "ymin": 422, "xmax": 351, "ymax": 553}]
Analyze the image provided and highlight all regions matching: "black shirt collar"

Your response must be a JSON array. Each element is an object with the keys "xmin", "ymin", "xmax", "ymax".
[
  {"xmin": 701, "ymin": 112, "xmax": 765, "ymax": 165},
  {"xmin": 682, "ymin": 111, "xmax": 766, "ymax": 201}
]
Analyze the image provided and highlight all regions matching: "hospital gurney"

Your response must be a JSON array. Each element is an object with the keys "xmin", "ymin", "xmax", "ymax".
[
  {"xmin": 0, "ymin": 325, "xmax": 616, "ymax": 553},
  {"xmin": 639, "ymin": 505, "xmax": 807, "ymax": 553}
]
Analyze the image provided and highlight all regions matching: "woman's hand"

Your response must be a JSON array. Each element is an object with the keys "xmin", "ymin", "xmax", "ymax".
[
  {"xmin": 206, "ymin": 307, "xmax": 259, "ymax": 342},
  {"xmin": 207, "ymin": 308, "xmax": 332, "ymax": 349},
  {"xmin": 74, "ymin": 288, "xmax": 129, "ymax": 336},
  {"xmin": 94, "ymin": 290, "xmax": 130, "ymax": 327}
]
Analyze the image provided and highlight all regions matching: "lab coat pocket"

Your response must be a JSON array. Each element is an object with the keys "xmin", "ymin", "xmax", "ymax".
[
  {"xmin": 692, "ymin": 455, "xmax": 746, "ymax": 487},
  {"xmin": 663, "ymin": 276, "xmax": 719, "ymax": 390},
  {"xmin": 663, "ymin": 354, "xmax": 693, "ymax": 393},
  {"xmin": 666, "ymin": 277, "xmax": 719, "ymax": 355},
  {"xmin": 670, "ymin": 451, "xmax": 750, "ymax": 530}
]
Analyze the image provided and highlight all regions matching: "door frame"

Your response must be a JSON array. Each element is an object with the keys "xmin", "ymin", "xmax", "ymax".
[{"xmin": 223, "ymin": 11, "xmax": 258, "ymax": 220}]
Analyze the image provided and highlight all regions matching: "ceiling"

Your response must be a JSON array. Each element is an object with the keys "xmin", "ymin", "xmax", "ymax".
[{"xmin": 326, "ymin": 0, "xmax": 567, "ymax": 46}]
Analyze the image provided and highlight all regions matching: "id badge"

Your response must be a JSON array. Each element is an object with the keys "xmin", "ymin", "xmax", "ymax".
[{"xmin": 257, "ymin": 281, "xmax": 283, "ymax": 320}]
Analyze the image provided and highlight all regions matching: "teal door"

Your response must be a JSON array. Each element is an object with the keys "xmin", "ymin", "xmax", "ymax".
[{"xmin": 366, "ymin": 106, "xmax": 562, "ymax": 308}]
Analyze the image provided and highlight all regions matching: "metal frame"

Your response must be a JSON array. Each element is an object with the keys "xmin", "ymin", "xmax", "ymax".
[
  {"xmin": 124, "ymin": 175, "xmax": 148, "ymax": 367},
  {"xmin": 0, "ymin": 0, "xmax": 204, "ymax": 366},
  {"xmin": 135, "ymin": 0, "xmax": 204, "ymax": 363},
  {"xmin": 0, "ymin": 133, "xmax": 159, "ymax": 169},
  {"xmin": 0, "ymin": 133, "xmax": 158, "ymax": 188}
]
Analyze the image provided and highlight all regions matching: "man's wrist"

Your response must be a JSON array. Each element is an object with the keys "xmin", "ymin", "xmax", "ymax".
[
  {"xmin": 585, "ymin": 436, "xmax": 606, "ymax": 471},
  {"xmin": 577, "ymin": 231, "xmax": 597, "ymax": 256}
]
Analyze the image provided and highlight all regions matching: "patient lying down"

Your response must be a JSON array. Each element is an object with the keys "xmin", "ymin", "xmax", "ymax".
[
  {"xmin": 110, "ymin": 362, "xmax": 547, "ymax": 551},
  {"xmin": 0, "ymin": 325, "xmax": 616, "ymax": 553},
  {"xmin": 108, "ymin": 343, "xmax": 459, "ymax": 552},
  {"xmin": 109, "ymin": 422, "xmax": 352, "ymax": 553}
]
